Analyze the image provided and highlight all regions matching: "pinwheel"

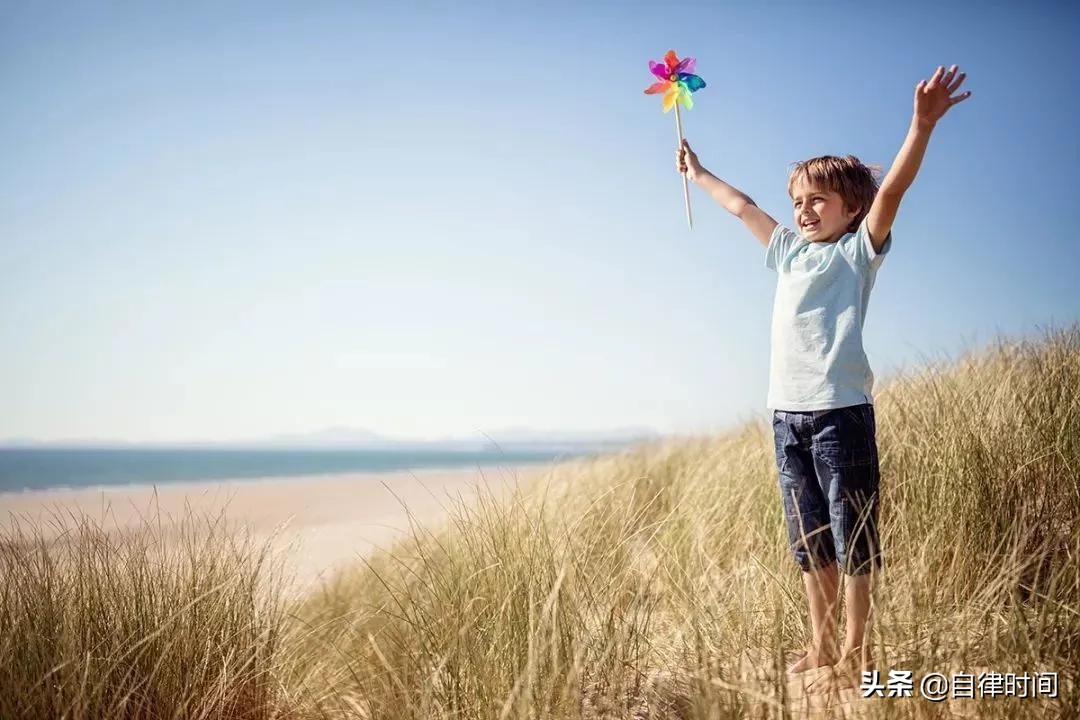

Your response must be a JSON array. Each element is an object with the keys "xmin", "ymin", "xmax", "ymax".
[{"xmin": 644, "ymin": 50, "xmax": 706, "ymax": 229}]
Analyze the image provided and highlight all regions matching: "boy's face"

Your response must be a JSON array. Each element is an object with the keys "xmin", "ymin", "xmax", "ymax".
[{"xmin": 790, "ymin": 181, "xmax": 860, "ymax": 243}]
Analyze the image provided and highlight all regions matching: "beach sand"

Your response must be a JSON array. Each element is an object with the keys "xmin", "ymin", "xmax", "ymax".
[{"xmin": 0, "ymin": 462, "xmax": 553, "ymax": 596}]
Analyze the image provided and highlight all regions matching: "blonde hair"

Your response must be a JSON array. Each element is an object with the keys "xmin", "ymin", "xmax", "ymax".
[{"xmin": 787, "ymin": 155, "xmax": 883, "ymax": 233}]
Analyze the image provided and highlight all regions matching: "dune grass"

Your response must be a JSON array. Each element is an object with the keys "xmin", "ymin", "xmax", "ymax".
[
  {"xmin": 3, "ymin": 324, "xmax": 1079, "ymax": 718},
  {"xmin": 0, "ymin": 502, "xmax": 292, "ymax": 719}
]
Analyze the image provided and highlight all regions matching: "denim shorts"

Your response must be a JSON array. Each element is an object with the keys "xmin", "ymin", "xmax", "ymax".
[{"xmin": 771, "ymin": 403, "xmax": 883, "ymax": 575}]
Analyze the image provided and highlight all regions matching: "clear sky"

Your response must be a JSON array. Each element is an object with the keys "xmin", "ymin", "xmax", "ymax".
[{"xmin": 2, "ymin": 1, "xmax": 1078, "ymax": 443}]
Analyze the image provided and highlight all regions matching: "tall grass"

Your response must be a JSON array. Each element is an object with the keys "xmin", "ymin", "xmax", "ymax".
[
  {"xmin": 288, "ymin": 325, "xmax": 1080, "ymax": 719},
  {"xmin": 3, "ymin": 324, "xmax": 1078, "ymax": 719},
  {"xmin": 0, "ymin": 501, "xmax": 293, "ymax": 719}
]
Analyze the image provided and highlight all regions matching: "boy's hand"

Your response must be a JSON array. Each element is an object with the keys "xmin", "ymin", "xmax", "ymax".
[
  {"xmin": 675, "ymin": 139, "xmax": 704, "ymax": 182},
  {"xmin": 914, "ymin": 64, "xmax": 971, "ymax": 128}
]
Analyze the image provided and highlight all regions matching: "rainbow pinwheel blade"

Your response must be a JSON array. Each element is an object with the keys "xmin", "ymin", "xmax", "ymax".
[
  {"xmin": 643, "ymin": 49, "xmax": 706, "ymax": 113},
  {"xmin": 679, "ymin": 73, "xmax": 706, "ymax": 92}
]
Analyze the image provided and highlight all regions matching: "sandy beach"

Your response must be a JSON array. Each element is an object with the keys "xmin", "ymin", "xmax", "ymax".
[{"xmin": 0, "ymin": 462, "xmax": 553, "ymax": 595}]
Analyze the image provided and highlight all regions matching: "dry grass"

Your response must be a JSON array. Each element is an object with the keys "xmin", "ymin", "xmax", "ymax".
[
  {"xmin": 3, "ymin": 324, "xmax": 1078, "ymax": 719},
  {"xmin": 0, "ymin": 502, "xmax": 294, "ymax": 719}
]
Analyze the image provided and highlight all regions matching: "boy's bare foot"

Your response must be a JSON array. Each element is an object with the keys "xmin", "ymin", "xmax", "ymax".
[
  {"xmin": 786, "ymin": 647, "xmax": 839, "ymax": 675},
  {"xmin": 806, "ymin": 648, "xmax": 876, "ymax": 693}
]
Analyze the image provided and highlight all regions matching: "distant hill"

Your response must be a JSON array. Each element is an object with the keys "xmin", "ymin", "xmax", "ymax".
[{"xmin": 0, "ymin": 425, "xmax": 663, "ymax": 453}]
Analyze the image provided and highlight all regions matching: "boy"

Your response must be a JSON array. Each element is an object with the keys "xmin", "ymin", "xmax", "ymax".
[{"xmin": 676, "ymin": 65, "xmax": 971, "ymax": 689}]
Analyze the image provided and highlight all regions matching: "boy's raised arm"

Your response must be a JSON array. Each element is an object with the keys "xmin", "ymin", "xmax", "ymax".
[
  {"xmin": 695, "ymin": 171, "xmax": 779, "ymax": 248},
  {"xmin": 677, "ymin": 140, "xmax": 778, "ymax": 247},
  {"xmin": 867, "ymin": 65, "xmax": 972, "ymax": 252}
]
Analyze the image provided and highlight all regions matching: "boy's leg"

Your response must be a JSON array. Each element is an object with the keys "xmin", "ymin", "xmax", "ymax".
[
  {"xmin": 808, "ymin": 404, "xmax": 883, "ymax": 689},
  {"xmin": 795, "ymin": 561, "xmax": 841, "ymax": 670},
  {"xmin": 773, "ymin": 411, "xmax": 841, "ymax": 673},
  {"xmin": 842, "ymin": 571, "xmax": 875, "ymax": 668},
  {"xmin": 806, "ymin": 572, "xmax": 877, "ymax": 694}
]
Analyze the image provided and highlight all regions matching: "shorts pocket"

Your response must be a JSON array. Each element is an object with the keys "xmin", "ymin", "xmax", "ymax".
[
  {"xmin": 819, "ymin": 406, "xmax": 876, "ymax": 468},
  {"xmin": 840, "ymin": 405, "xmax": 871, "ymax": 432},
  {"xmin": 833, "ymin": 445, "xmax": 874, "ymax": 468},
  {"xmin": 772, "ymin": 413, "xmax": 792, "ymax": 474}
]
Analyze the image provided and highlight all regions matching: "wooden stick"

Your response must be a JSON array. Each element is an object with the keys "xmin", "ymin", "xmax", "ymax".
[{"xmin": 673, "ymin": 101, "xmax": 693, "ymax": 230}]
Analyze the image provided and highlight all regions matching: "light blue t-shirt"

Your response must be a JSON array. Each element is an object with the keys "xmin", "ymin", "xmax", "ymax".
[{"xmin": 765, "ymin": 216, "xmax": 892, "ymax": 411}]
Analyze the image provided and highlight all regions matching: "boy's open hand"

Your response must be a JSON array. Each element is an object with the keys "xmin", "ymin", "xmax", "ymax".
[
  {"xmin": 676, "ymin": 139, "xmax": 704, "ymax": 182},
  {"xmin": 914, "ymin": 64, "xmax": 971, "ymax": 127}
]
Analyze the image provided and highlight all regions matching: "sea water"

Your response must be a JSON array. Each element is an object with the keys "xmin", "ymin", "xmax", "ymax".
[{"xmin": 0, "ymin": 447, "xmax": 588, "ymax": 492}]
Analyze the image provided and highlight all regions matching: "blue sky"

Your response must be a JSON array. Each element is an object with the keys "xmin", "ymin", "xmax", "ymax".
[{"xmin": 2, "ymin": 1, "xmax": 1077, "ymax": 443}]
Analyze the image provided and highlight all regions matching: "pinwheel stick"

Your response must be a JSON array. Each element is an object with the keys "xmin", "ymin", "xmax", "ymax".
[{"xmin": 673, "ymin": 103, "xmax": 693, "ymax": 230}]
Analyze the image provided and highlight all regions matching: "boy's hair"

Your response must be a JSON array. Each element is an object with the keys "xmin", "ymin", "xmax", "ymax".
[{"xmin": 787, "ymin": 155, "xmax": 883, "ymax": 233}]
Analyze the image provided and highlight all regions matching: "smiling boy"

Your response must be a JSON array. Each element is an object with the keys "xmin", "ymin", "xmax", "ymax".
[{"xmin": 676, "ymin": 65, "xmax": 971, "ymax": 689}]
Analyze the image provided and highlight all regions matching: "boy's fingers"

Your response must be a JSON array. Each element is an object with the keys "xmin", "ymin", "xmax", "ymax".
[
  {"xmin": 927, "ymin": 65, "xmax": 944, "ymax": 89},
  {"xmin": 948, "ymin": 90, "xmax": 972, "ymax": 106}
]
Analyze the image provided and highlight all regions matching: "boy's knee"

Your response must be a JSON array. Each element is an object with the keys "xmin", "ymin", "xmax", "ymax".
[
  {"xmin": 793, "ymin": 545, "xmax": 837, "ymax": 573},
  {"xmin": 837, "ymin": 548, "xmax": 883, "ymax": 576}
]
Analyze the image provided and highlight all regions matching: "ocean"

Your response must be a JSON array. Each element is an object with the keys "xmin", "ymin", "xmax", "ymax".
[{"xmin": 0, "ymin": 447, "xmax": 588, "ymax": 493}]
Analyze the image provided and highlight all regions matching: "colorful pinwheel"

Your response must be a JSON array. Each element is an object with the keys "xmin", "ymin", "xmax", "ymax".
[
  {"xmin": 643, "ymin": 49, "xmax": 706, "ymax": 229},
  {"xmin": 644, "ymin": 50, "xmax": 706, "ymax": 112}
]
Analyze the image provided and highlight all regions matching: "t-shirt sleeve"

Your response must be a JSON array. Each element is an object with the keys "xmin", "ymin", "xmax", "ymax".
[
  {"xmin": 765, "ymin": 224, "xmax": 801, "ymax": 271},
  {"xmin": 845, "ymin": 216, "xmax": 892, "ymax": 270}
]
